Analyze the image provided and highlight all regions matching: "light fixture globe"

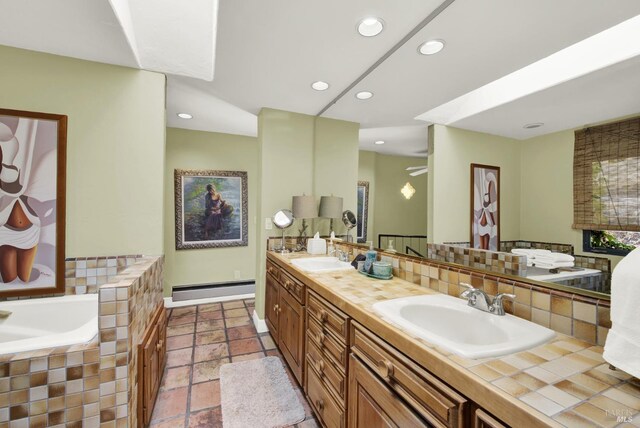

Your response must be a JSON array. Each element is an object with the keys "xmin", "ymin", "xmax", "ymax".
[
  {"xmin": 418, "ymin": 39, "xmax": 445, "ymax": 55},
  {"xmin": 311, "ymin": 81, "xmax": 329, "ymax": 91},
  {"xmin": 177, "ymin": 113, "xmax": 193, "ymax": 119},
  {"xmin": 401, "ymin": 182, "xmax": 416, "ymax": 199},
  {"xmin": 356, "ymin": 91, "xmax": 373, "ymax": 100}
]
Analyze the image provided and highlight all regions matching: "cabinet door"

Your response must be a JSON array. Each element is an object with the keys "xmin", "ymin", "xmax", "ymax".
[
  {"xmin": 158, "ymin": 306, "xmax": 167, "ymax": 372},
  {"xmin": 278, "ymin": 286, "xmax": 305, "ymax": 384},
  {"xmin": 473, "ymin": 409, "xmax": 506, "ymax": 428},
  {"xmin": 265, "ymin": 272, "xmax": 280, "ymax": 339},
  {"xmin": 348, "ymin": 354, "xmax": 430, "ymax": 428},
  {"xmin": 142, "ymin": 325, "xmax": 160, "ymax": 426}
]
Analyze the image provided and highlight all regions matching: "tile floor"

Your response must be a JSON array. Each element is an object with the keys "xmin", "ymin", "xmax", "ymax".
[{"xmin": 150, "ymin": 299, "xmax": 318, "ymax": 428}]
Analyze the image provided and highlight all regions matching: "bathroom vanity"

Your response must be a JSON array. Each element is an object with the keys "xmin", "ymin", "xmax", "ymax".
[{"xmin": 266, "ymin": 250, "xmax": 638, "ymax": 428}]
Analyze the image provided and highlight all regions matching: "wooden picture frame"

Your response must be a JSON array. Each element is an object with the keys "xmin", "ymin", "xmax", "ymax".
[
  {"xmin": 0, "ymin": 108, "xmax": 67, "ymax": 298},
  {"xmin": 357, "ymin": 181, "xmax": 369, "ymax": 243},
  {"xmin": 174, "ymin": 169, "xmax": 248, "ymax": 250},
  {"xmin": 470, "ymin": 163, "xmax": 500, "ymax": 251}
]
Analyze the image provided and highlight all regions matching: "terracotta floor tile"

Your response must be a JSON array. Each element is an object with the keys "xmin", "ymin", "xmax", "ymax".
[
  {"xmin": 229, "ymin": 338, "xmax": 262, "ymax": 356},
  {"xmin": 194, "ymin": 343, "xmax": 229, "ymax": 363},
  {"xmin": 168, "ymin": 315, "xmax": 196, "ymax": 326},
  {"xmin": 226, "ymin": 326, "xmax": 257, "ymax": 341},
  {"xmin": 166, "ymin": 348, "xmax": 193, "ymax": 368},
  {"xmin": 172, "ymin": 307, "xmax": 197, "ymax": 317},
  {"xmin": 190, "ymin": 380, "xmax": 221, "ymax": 412},
  {"xmin": 196, "ymin": 320, "xmax": 225, "ymax": 333},
  {"xmin": 198, "ymin": 311, "xmax": 223, "ymax": 321},
  {"xmin": 259, "ymin": 334, "xmax": 276, "ymax": 350},
  {"xmin": 167, "ymin": 334, "xmax": 194, "ymax": 351},
  {"xmin": 225, "ymin": 316, "xmax": 251, "ymax": 328},
  {"xmin": 160, "ymin": 366, "xmax": 191, "ymax": 391},
  {"xmin": 195, "ymin": 330, "xmax": 226, "ymax": 346},
  {"xmin": 193, "ymin": 358, "xmax": 230, "ymax": 383},
  {"xmin": 266, "ymin": 349, "xmax": 281, "ymax": 358},
  {"xmin": 231, "ymin": 352, "xmax": 265, "ymax": 362},
  {"xmin": 167, "ymin": 324, "xmax": 195, "ymax": 337},
  {"xmin": 188, "ymin": 407, "xmax": 223, "ymax": 428},
  {"xmin": 150, "ymin": 386, "xmax": 188, "ymax": 421},
  {"xmin": 150, "ymin": 416, "xmax": 185, "ymax": 428},
  {"xmin": 198, "ymin": 303, "xmax": 222, "ymax": 313},
  {"xmin": 222, "ymin": 300, "xmax": 244, "ymax": 310},
  {"xmin": 224, "ymin": 308, "xmax": 249, "ymax": 318}
]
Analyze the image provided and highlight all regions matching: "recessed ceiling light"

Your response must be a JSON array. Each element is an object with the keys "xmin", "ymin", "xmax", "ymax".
[
  {"xmin": 355, "ymin": 91, "xmax": 373, "ymax": 100},
  {"xmin": 418, "ymin": 39, "xmax": 445, "ymax": 55},
  {"xmin": 374, "ymin": 140, "xmax": 385, "ymax": 145},
  {"xmin": 177, "ymin": 113, "xmax": 193, "ymax": 119},
  {"xmin": 311, "ymin": 81, "xmax": 329, "ymax": 91},
  {"xmin": 357, "ymin": 18, "xmax": 384, "ymax": 37},
  {"xmin": 523, "ymin": 123, "xmax": 544, "ymax": 129}
]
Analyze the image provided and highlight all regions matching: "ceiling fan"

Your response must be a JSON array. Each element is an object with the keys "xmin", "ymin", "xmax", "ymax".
[{"xmin": 406, "ymin": 165, "xmax": 428, "ymax": 176}]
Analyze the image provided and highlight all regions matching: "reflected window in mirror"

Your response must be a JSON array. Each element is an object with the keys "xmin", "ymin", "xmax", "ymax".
[{"xmin": 583, "ymin": 230, "xmax": 639, "ymax": 256}]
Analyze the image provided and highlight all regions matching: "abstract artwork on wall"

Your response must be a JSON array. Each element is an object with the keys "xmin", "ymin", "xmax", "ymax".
[
  {"xmin": 174, "ymin": 169, "xmax": 248, "ymax": 250},
  {"xmin": 0, "ymin": 108, "xmax": 67, "ymax": 297},
  {"xmin": 357, "ymin": 181, "xmax": 369, "ymax": 243},
  {"xmin": 470, "ymin": 163, "xmax": 500, "ymax": 251}
]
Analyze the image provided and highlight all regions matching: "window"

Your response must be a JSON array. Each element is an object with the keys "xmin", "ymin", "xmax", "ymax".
[
  {"xmin": 574, "ymin": 117, "xmax": 640, "ymax": 255},
  {"xmin": 583, "ymin": 230, "xmax": 639, "ymax": 256}
]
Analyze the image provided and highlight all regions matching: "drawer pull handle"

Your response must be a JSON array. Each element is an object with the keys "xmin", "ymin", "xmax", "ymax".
[
  {"xmin": 378, "ymin": 359, "xmax": 394, "ymax": 381},
  {"xmin": 273, "ymin": 304, "xmax": 279, "ymax": 312},
  {"xmin": 283, "ymin": 281, "xmax": 289, "ymax": 289},
  {"xmin": 319, "ymin": 309, "xmax": 328, "ymax": 322},
  {"xmin": 316, "ymin": 360, "xmax": 325, "ymax": 375},
  {"xmin": 315, "ymin": 399, "xmax": 324, "ymax": 412},
  {"xmin": 316, "ymin": 332, "xmax": 325, "ymax": 345},
  {"xmin": 156, "ymin": 340, "xmax": 163, "ymax": 352}
]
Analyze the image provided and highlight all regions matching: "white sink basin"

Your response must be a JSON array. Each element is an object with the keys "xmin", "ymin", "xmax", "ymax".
[
  {"xmin": 372, "ymin": 294, "xmax": 555, "ymax": 359},
  {"xmin": 291, "ymin": 257, "xmax": 353, "ymax": 273}
]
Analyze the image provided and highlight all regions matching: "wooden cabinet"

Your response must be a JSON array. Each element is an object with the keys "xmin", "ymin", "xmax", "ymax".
[
  {"xmin": 265, "ymin": 259, "xmax": 306, "ymax": 385},
  {"xmin": 348, "ymin": 354, "xmax": 430, "ymax": 428},
  {"xmin": 473, "ymin": 409, "xmax": 507, "ymax": 428},
  {"xmin": 138, "ymin": 303, "xmax": 167, "ymax": 427},
  {"xmin": 265, "ymin": 270, "xmax": 280, "ymax": 337}
]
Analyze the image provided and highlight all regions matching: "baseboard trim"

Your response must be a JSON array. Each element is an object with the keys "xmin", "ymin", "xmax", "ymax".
[
  {"xmin": 164, "ymin": 293, "xmax": 255, "ymax": 308},
  {"xmin": 252, "ymin": 309, "xmax": 269, "ymax": 333}
]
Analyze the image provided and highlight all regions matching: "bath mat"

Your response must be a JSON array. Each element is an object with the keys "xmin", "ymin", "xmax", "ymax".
[{"xmin": 220, "ymin": 356, "xmax": 305, "ymax": 428}]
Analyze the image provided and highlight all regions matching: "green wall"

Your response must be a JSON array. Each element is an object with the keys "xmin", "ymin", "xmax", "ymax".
[
  {"xmin": 0, "ymin": 45, "xmax": 166, "ymax": 257},
  {"xmin": 428, "ymin": 125, "xmax": 521, "ymax": 244},
  {"xmin": 164, "ymin": 128, "xmax": 259, "ymax": 295},
  {"xmin": 255, "ymin": 109, "xmax": 359, "ymax": 318},
  {"xmin": 358, "ymin": 152, "xmax": 428, "ymax": 246},
  {"xmin": 520, "ymin": 130, "xmax": 623, "ymax": 269}
]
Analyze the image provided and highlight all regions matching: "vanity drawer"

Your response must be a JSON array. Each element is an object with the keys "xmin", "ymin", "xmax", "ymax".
[
  {"xmin": 281, "ymin": 270, "xmax": 305, "ymax": 304},
  {"xmin": 306, "ymin": 357, "xmax": 345, "ymax": 428},
  {"xmin": 308, "ymin": 313, "xmax": 348, "ymax": 369},
  {"xmin": 308, "ymin": 290, "xmax": 349, "ymax": 341},
  {"xmin": 307, "ymin": 336, "xmax": 346, "ymax": 402},
  {"xmin": 266, "ymin": 259, "xmax": 280, "ymax": 281},
  {"xmin": 350, "ymin": 322, "xmax": 466, "ymax": 428}
]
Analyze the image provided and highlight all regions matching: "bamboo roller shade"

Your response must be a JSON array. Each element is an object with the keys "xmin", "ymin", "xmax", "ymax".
[{"xmin": 573, "ymin": 116, "xmax": 640, "ymax": 231}]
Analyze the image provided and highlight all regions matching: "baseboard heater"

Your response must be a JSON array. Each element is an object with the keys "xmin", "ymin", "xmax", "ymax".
[{"xmin": 172, "ymin": 280, "xmax": 255, "ymax": 302}]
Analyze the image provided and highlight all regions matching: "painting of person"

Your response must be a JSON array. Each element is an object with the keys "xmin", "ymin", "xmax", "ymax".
[
  {"xmin": 471, "ymin": 164, "xmax": 500, "ymax": 251},
  {"xmin": 175, "ymin": 170, "xmax": 247, "ymax": 249},
  {"xmin": 204, "ymin": 184, "xmax": 225, "ymax": 239}
]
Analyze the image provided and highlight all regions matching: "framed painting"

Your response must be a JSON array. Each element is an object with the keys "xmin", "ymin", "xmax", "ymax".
[
  {"xmin": 470, "ymin": 163, "xmax": 500, "ymax": 251},
  {"xmin": 175, "ymin": 169, "xmax": 248, "ymax": 250},
  {"xmin": 0, "ymin": 108, "xmax": 67, "ymax": 298},
  {"xmin": 357, "ymin": 181, "xmax": 369, "ymax": 243}
]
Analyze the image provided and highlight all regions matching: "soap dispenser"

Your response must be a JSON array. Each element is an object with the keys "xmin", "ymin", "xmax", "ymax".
[{"xmin": 364, "ymin": 241, "xmax": 377, "ymax": 273}]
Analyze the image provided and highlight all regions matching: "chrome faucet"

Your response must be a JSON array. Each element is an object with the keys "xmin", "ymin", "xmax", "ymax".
[
  {"xmin": 0, "ymin": 310, "xmax": 12, "ymax": 319},
  {"xmin": 336, "ymin": 249, "xmax": 350, "ymax": 262},
  {"xmin": 460, "ymin": 283, "xmax": 515, "ymax": 316}
]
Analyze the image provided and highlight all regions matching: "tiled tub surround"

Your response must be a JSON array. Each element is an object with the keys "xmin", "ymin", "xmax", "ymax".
[
  {"xmin": 269, "ymin": 251, "xmax": 640, "ymax": 427},
  {"xmin": 0, "ymin": 255, "xmax": 163, "ymax": 428}
]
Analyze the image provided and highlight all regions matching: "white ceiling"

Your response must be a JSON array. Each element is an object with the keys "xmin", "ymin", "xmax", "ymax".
[{"xmin": 1, "ymin": 0, "xmax": 640, "ymax": 154}]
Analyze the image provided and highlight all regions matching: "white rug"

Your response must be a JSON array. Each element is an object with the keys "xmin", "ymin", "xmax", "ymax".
[{"xmin": 220, "ymin": 356, "xmax": 306, "ymax": 428}]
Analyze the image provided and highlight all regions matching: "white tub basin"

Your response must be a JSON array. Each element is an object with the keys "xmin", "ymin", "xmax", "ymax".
[
  {"xmin": 372, "ymin": 294, "xmax": 555, "ymax": 359},
  {"xmin": 291, "ymin": 257, "xmax": 353, "ymax": 273}
]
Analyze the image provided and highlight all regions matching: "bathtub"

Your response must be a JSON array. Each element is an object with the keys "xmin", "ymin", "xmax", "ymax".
[{"xmin": 0, "ymin": 294, "xmax": 98, "ymax": 355}]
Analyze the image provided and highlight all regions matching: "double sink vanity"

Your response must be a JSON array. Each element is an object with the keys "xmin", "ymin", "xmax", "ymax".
[{"xmin": 265, "ymin": 249, "xmax": 637, "ymax": 428}]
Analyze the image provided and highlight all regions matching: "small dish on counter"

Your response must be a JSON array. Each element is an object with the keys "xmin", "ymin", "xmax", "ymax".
[{"xmin": 358, "ymin": 270, "xmax": 393, "ymax": 280}]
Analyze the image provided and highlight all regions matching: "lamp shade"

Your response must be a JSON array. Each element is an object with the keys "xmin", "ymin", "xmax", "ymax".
[
  {"xmin": 292, "ymin": 195, "xmax": 316, "ymax": 219},
  {"xmin": 318, "ymin": 195, "xmax": 343, "ymax": 218}
]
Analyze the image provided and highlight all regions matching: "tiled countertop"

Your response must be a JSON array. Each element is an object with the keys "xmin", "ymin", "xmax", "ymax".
[{"xmin": 268, "ymin": 252, "xmax": 640, "ymax": 428}]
